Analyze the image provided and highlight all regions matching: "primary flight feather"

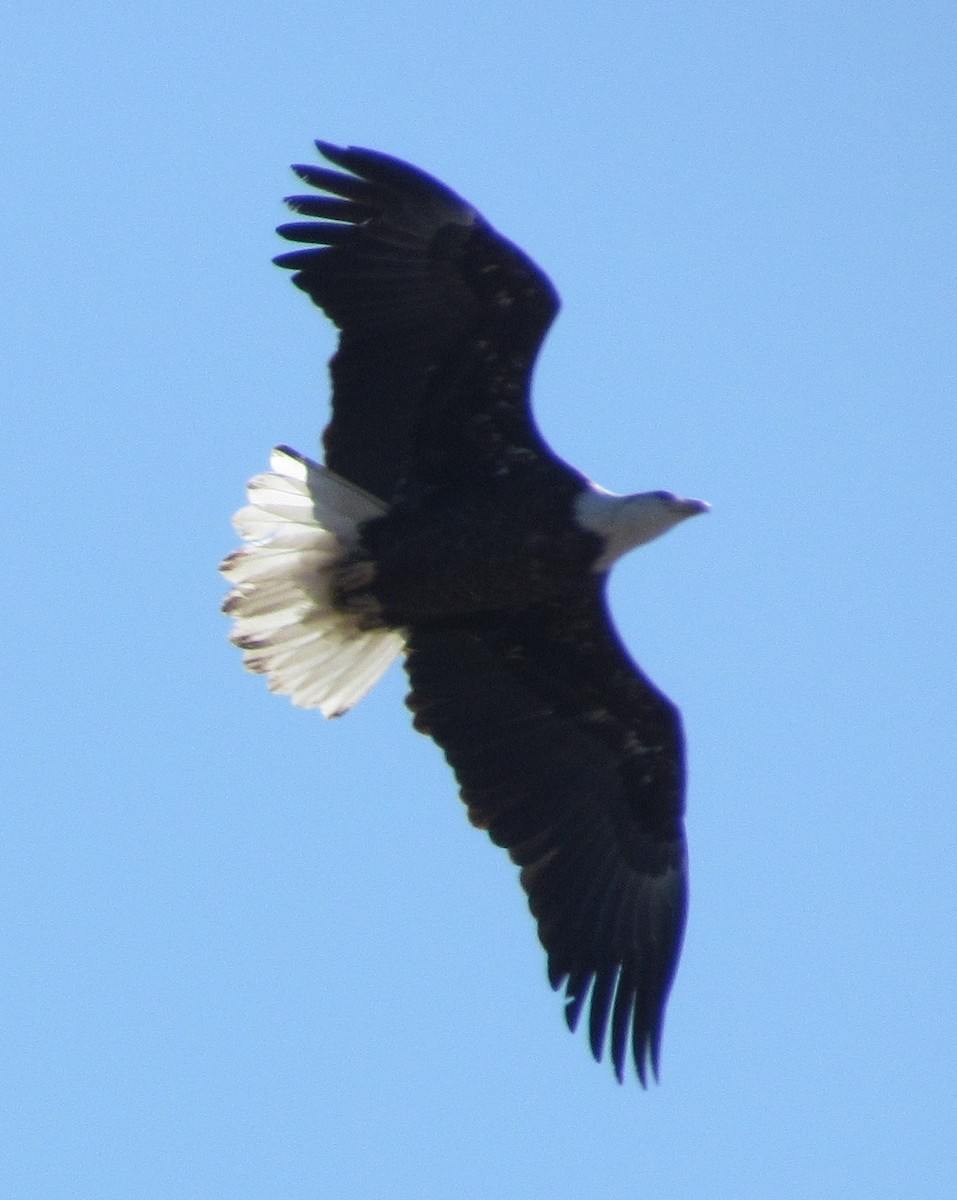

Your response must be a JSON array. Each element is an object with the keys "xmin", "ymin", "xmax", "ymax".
[{"xmin": 221, "ymin": 141, "xmax": 708, "ymax": 1083}]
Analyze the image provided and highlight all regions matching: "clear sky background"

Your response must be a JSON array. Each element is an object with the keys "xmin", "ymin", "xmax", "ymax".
[{"xmin": 3, "ymin": 2, "xmax": 955, "ymax": 1197}]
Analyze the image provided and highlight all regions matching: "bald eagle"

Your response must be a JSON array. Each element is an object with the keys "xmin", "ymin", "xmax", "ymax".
[{"xmin": 221, "ymin": 142, "xmax": 708, "ymax": 1084}]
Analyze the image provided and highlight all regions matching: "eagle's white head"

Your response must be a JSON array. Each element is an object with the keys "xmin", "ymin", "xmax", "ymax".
[{"xmin": 574, "ymin": 484, "xmax": 710, "ymax": 571}]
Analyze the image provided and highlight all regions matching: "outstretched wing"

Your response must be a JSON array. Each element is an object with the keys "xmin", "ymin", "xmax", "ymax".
[
  {"xmin": 275, "ymin": 142, "xmax": 561, "ymax": 502},
  {"xmin": 403, "ymin": 586, "xmax": 688, "ymax": 1084}
]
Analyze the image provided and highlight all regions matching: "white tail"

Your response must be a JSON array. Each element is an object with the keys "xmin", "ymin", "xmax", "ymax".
[{"xmin": 220, "ymin": 446, "xmax": 405, "ymax": 717}]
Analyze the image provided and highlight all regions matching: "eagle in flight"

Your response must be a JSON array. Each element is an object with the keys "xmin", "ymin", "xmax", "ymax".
[{"xmin": 221, "ymin": 142, "xmax": 708, "ymax": 1083}]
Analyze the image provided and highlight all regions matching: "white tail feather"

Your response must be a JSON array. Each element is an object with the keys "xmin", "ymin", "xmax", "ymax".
[{"xmin": 221, "ymin": 446, "xmax": 405, "ymax": 717}]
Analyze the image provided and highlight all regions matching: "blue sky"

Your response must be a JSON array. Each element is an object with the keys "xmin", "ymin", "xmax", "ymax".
[{"xmin": 3, "ymin": 2, "xmax": 955, "ymax": 1196}]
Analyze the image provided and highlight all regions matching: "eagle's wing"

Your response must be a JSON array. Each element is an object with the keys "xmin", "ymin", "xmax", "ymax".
[
  {"xmin": 403, "ymin": 585, "xmax": 688, "ymax": 1084},
  {"xmin": 275, "ymin": 142, "xmax": 561, "ymax": 502}
]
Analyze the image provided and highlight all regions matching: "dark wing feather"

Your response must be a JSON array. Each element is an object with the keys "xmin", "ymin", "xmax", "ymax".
[
  {"xmin": 403, "ymin": 586, "xmax": 688, "ymax": 1084},
  {"xmin": 275, "ymin": 142, "xmax": 561, "ymax": 501}
]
